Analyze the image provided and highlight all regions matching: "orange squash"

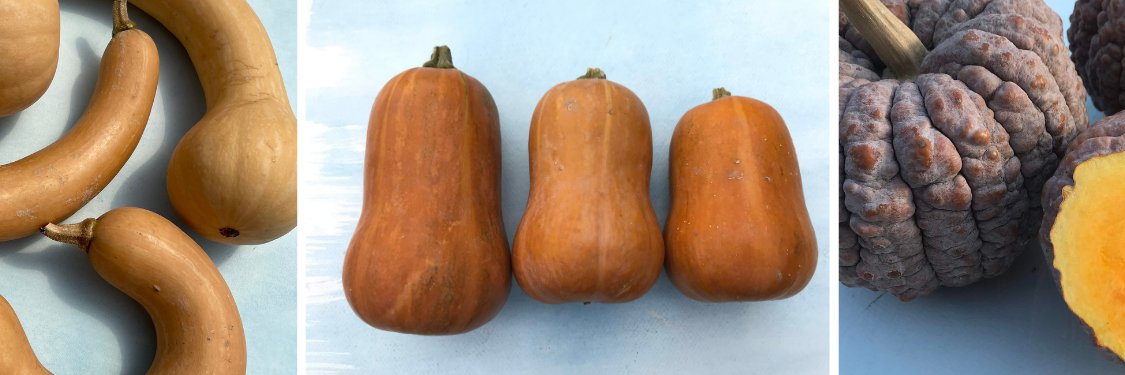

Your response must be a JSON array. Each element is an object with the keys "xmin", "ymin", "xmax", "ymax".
[
  {"xmin": 512, "ymin": 68, "xmax": 664, "ymax": 304},
  {"xmin": 0, "ymin": 0, "xmax": 58, "ymax": 117},
  {"xmin": 665, "ymin": 88, "xmax": 817, "ymax": 301},
  {"xmin": 343, "ymin": 46, "xmax": 510, "ymax": 335}
]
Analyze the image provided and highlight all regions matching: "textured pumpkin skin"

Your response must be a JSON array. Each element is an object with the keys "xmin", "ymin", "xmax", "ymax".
[
  {"xmin": 133, "ymin": 0, "xmax": 298, "ymax": 245},
  {"xmin": 513, "ymin": 75, "xmax": 663, "ymax": 304},
  {"xmin": 838, "ymin": 0, "xmax": 1088, "ymax": 300},
  {"xmin": 0, "ymin": 296, "xmax": 49, "ymax": 374},
  {"xmin": 0, "ymin": 0, "xmax": 58, "ymax": 117},
  {"xmin": 1069, "ymin": 0, "xmax": 1125, "ymax": 113},
  {"xmin": 666, "ymin": 94, "xmax": 817, "ymax": 302},
  {"xmin": 343, "ymin": 63, "xmax": 511, "ymax": 335}
]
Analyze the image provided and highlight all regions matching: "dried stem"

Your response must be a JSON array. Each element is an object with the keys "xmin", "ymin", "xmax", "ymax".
[{"xmin": 41, "ymin": 219, "xmax": 98, "ymax": 252}]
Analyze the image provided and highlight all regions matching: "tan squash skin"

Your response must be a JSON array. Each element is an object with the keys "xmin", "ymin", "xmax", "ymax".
[
  {"xmin": 0, "ymin": 17, "xmax": 158, "ymax": 242},
  {"xmin": 513, "ymin": 68, "xmax": 664, "ymax": 304},
  {"xmin": 0, "ymin": 295, "xmax": 50, "ymax": 375},
  {"xmin": 131, "ymin": 0, "xmax": 298, "ymax": 245},
  {"xmin": 343, "ymin": 47, "xmax": 511, "ymax": 335},
  {"xmin": 43, "ymin": 207, "xmax": 246, "ymax": 374},
  {"xmin": 665, "ymin": 89, "xmax": 817, "ymax": 302},
  {"xmin": 0, "ymin": 0, "xmax": 59, "ymax": 117}
]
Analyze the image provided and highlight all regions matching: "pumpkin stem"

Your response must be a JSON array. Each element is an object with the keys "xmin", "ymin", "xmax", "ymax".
[
  {"xmin": 712, "ymin": 87, "xmax": 732, "ymax": 100},
  {"xmin": 41, "ymin": 219, "xmax": 98, "ymax": 253},
  {"xmin": 423, "ymin": 46, "xmax": 455, "ymax": 69},
  {"xmin": 578, "ymin": 67, "xmax": 607, "ymax": 80},
  {"xmin": 840, "ymin": 0, "xmax": 927, "ymax": 80},
  {"xmin": 112, "ymin": 0, "xmax": 137, "ymax": 36}
]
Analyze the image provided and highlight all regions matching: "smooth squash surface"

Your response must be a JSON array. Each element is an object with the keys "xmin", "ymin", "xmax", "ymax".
[
  {"xmin": 0, "ymin": 296, "xmax": 49, "ymax": 374},
  {"xmin": 513, "ymin": 68, "xmax": 663, "ymax": 304},
  {"xmin": 0, "ymin": 17, "xmax": 158, "ymax": 242},
  {"xmin": 343, "ymin": 47, "xmax": 510, "ymax": 335},
  {"xmin": 0, "ymin": 0, "xmax": 59, "ymax": 116},
  {"xmin": 43, "ymin": 207, "xmax": 246, "ymax": 374},
  {"xmin": 665, "ymin": 89, "xmax": 817, "ymax": 301},
  {"xmin": 131, "ymin": 0, "xmax": 298, "ymax": 245}
]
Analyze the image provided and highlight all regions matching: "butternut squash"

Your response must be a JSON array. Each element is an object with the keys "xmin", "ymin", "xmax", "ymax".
[
  {"xmin": 0, "ymin": 3, "xmax": 158, "ymax": 242},
  {"xmin": 343, "ymin": 46, "xmax": 510, "ymax": 335},
  {"xmin": 131, "ymin": 0, "xmax": 297, "ymax": 245},
  {"xmin": 0, "ymin": 295, "xmax": 49, "ymax": 374},
  {"xmin": 0, "ymin": 0, "xmax": 58, "ymax": 116},
  {"xmin": 42, "ymin": 207, "xmax": 246, "ymax": 374},
  {"xmin": 665, "ymin": 88, "xmax": 817, "ymax": 301},
  {"xmin": 512, "ymin": 68, "xmax": 664, "ymax": 304}
]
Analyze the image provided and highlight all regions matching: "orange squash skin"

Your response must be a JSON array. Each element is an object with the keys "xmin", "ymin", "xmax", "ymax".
[
  {"xmin": 665, "ymin": 94, "xmax": 817, "ymax": 302},
  {"xmin": 512, "ymin": 74, "xmax": 664, "ymax": 304},
  {"xmin": 343, "ymin": 60, "xmax": 511, "ymax": 335}
]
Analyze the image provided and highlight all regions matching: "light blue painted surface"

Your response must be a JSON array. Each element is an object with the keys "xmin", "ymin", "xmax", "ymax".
[
  {"xmin": 0, "ymin": 1, "xmax": 296, "ymax": 374},
  {"xmin": 840, "ymin": 1, "xmax": 1120, "ymax": 374},
  {"xmin": 301, "ymin": 1, "xmax": 830, "ymax": 374}
]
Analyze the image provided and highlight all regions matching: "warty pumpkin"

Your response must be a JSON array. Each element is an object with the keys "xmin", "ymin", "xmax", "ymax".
[
  {"xmin": 0, "ymin": 0, "xmax": 58, "ymax": 117},
  {"xmin": 838, "ymin": 0, "xmax": 1087, "ymax": 300},
  {"xmin": 512, "ymin": 68, "xmax": 664, "ymax": 304},
  {"xmin": 1040, "ymin": 114, "xmax": 1125, "ymax": 363},
  {"xmin": 0, "ymin": 2, "xmax": 158, "ymax": 242},
  {"xmin": 1069, "ymin": 0, "xmax": 1125, "ymax": 113},
  {"xmin": 42, "ymin": 207, "xmax": 246, "ymax": 374},
  {"xmin": 665, "ymin": 88, "xmax": 816, "ymax": 302},
  {"xmin": 131, "ymin": 0, "xmax": 298, "ymax": 245},
  {"xmin": 343, "ymin": 46, "xmax": 511, "ymax": 335}
]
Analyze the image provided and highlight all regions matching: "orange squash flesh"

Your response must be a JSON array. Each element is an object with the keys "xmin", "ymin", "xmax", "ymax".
[
  {"xmin": 513, "ymin": 68, "xmax": 664, "ymax": 304},
  {"xmin": 1050, "ymin": 152, "xmax": 1125, "ymax": 359},
  {"xmin": 665, "ymin": 89, "xmax": 817, "ymax": 301},
  {"xmin": 343, "ymin": 46, "xmax": 510, "ymax": 335}
]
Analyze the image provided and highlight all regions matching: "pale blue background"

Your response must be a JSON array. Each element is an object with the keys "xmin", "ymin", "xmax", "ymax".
[
  {"xmin": 0, "ymin": 1, "xmax": 296, "ymax": 374},
  {"xmin": 301, "ymin": 1, "xmax": 831, "ymax": 374},
  {"xmin": 839, "ymin": 1, "xmax": 1120, "ymax": 374}
]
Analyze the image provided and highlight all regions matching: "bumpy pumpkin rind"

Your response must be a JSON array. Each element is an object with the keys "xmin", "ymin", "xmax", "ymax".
[
  {"xmin": 839, "ymin": 0, "xmax": 1087, "ymax": 300},
  {"xmin": 1069, "ymin": 0, "xmax": 1125, "ymax": 113}
]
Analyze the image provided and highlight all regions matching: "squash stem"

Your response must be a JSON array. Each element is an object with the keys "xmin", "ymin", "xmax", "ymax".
[
  {"xmin": 112, "ymin": 0, "xmax": 137, "ymax": 36},
  {"xmin": 712, "ymin": 87, "xmax": 732, "ymax": 100},
  {"xmin": 578, "ymin": 68, "xmax": 606, "ymax": 80},
  {"xmin": 839, "ymin": 0, "xmax": 927, "ymax": 79},
  {"xmin": 41, "ymin": 219, "xmax": 97, "ymax": 253},
  {"xmin": 423, "ymin": 46, "xmax": 455, "ymax": 69}
]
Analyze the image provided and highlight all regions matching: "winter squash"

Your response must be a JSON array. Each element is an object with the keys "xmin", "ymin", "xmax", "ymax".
[
  {"xmin": 839, "ymin": 0, "xmax": 1087, "ymax": 300},
  {"xmin": 0, "ymin": 2, "xmax": 157, "ymax": 241},
  {"xmin": 665, "ymin": 88, "xmax": 817, "ymax": 302},
  {"xmin": 42, "ymin": 207, "xmax": 246, "ymax": 374},
  {"xmin": 343, "ymin": 46, "xmax": 510, "ymax": 334},
  {"xmin": 0, "ymin": 295, "xmax": 49, "ymax": 374},
  {"xmin": 513, "ymin": 68, "xmax": 664, "ymax": 304},
  {"xmin": 1069, "ymin": 0, "xmax": 1125, "ymax": 113},
  {"xmin": 1040, "ymin": 114, "xmax": 1125, "ymax": 362},
  {"xmin": 0, "ymin": 0, "xmax": 58, "ymax": 116},
  {"xmin": 132, "ymin": 0, "xmax": 298, "ymax": 245}
]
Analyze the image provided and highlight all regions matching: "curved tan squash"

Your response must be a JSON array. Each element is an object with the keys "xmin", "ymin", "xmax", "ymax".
[
  {"xmin": 43, "ymin": 207, "xmax": 246, "ymax": 374},
  {"xmin": 513, "ymin": 68, "xmax": 664, "ymax": 304},
  {"xmin": 130, "ymin": 0, "xmax": 297, "ymax": 245},
  {"xmin": 0, "ymin": 0, "xmax": 59, "ymax": 116},
  {"xmin": 665, "ymin": 89, "xmax": 817, "ymax": 301},
  {"xmin": 0, "ymin": 295, "xmax": 50, "ymax": 374},
  {"xmin": 343, "ymin": 46, "xmax": 511, "ymax": 335},
  {"xmin": 0, "ymin": 5, "xmax": 158, "ymax": 242}
]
